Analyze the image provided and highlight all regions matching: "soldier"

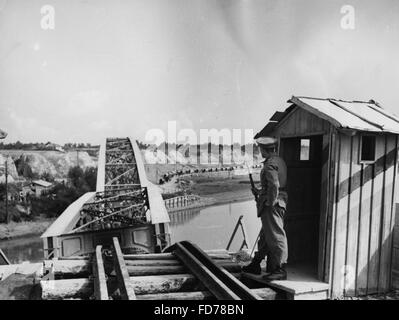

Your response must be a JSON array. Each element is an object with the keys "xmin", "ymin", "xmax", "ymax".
[{"xmin": 242, "ymin": 137, "xmax": 288, "ymax": 281}]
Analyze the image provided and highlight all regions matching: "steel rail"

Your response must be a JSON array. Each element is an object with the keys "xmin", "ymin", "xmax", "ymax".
[{"xmin": 166, "ymin": 241, "xmax": 260, "ymax": 300}]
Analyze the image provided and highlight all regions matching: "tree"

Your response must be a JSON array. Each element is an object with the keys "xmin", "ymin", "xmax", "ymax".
[
  {"xmin": 30, "ymin": 183, "xmax": 80, "ymax": 218},
  {"xmin": 0, "ymin": 202, "xmax": 21, "ymax": 223},
  {"xmin": 30, "ymin": 166, "xmax": 97, "ymax": 219},
  {"xmin": 67, "ymin": 166, "xmax": 97, "ymax": 193},
  {"xmin": 83, "ymin": 167, "xmax": 97, "ymax": 191},
  {"xmin": 0, "ymin": 183, "xmax": 5, "ymax": 202},
  {"xmin": 68, "ymin": 166, "xmax": 87, "ymax": 191},
  {"xmin": 41, "ymin": 171, "xmax": 54, "ymax": 182}
]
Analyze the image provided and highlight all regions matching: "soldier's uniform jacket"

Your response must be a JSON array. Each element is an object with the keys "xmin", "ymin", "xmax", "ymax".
[{"xmin": 257, "ymin": 155, "xmax": 288, "ymax": 217}]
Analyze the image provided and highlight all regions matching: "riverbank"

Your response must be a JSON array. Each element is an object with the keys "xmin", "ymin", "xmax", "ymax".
[
  {"xmin": 0, "ymin": 218, "xmax": 55, "ymax": 241},
  {"xmin": 189, "ymin": 175, "xmax": 257, "ymax": 207}
]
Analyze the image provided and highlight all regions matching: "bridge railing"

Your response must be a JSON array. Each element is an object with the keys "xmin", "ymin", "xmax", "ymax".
[{"xmin": 164, "ymin": 194, "xmax": 202, "ymax": 210}]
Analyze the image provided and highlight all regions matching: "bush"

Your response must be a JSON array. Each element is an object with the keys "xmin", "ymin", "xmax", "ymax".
[
  {"xmin": 67, "ymin": 166, "xmax": 97, "ymax": 193},
  {"xmin": 30, "ymin": 184, "xmax": 80, "ymax": 218},
  {"xmin": 0, "ymin": 166, "xmax": 98, "ymax": 222},
  {"xmin": 40, "ymin": 171, "xmax": 55, "ymax": 182},
  {"xmin": 0, "ymin": 202, "xmax": 22, "ymax": 223},
  {"xmin": 30, "ymin": 166, "xmax": 97, "ymax": 219}
]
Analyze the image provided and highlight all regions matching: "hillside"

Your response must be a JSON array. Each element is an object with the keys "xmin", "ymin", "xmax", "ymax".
[{"xmin": 0, "ymin": 150, "xmax": 97, "ymax": 180}]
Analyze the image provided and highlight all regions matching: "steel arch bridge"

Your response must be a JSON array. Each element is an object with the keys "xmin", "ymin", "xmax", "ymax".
[{"xmin": 41, "ymin": 137, "xmax": 170, "ymax": 258}]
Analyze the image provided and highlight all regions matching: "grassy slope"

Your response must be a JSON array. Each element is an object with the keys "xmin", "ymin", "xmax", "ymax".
[
  {"xmin": 189, "ymin": 175, "xmax": 259, "ymax": 206},
  {"xmin": 0, "ymin": 218, "xmax": 55, "ymax": 240}
]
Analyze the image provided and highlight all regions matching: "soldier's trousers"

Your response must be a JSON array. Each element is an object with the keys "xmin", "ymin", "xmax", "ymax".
[{"xmin": 254, "ymin": 204, "xmax": 288, "ymax": 271}]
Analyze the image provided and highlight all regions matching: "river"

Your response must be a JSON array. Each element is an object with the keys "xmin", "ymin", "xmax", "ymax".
[
  {"xmin": 1, "ymin": 200, "xmax": 260, "ymax": 264},
  {"xmin": 170, "ymin": 200, "xmax": 260, "ymax": 251},
  {"xmin": 0, "ymin": 235, "xmax": 44, "ymax": 264}
]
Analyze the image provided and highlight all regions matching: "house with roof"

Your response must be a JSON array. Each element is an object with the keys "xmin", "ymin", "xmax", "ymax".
[
  {"xmin": 31, "ymin": 179, "xmax": 53, "ymax": 197},
  {"xmin": 44, "ymin": 142, "xmax": 65, "ymax": 153},
  {"xmin": 254, "ymin": 96, "xmax": 399, "ymax": 298}
]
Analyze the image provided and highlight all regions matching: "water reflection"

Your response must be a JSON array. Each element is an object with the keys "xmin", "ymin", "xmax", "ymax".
[
  {"xmin": 170, "ymin": 200, "xmax": 261, "ymax": 252},
  {"xmin": 0, "ymin": 235, "xmax": 44, "ymax": 264},
  {"xmin": 169, "ymin": 208, "xmax": 202, "ymax": 227}
]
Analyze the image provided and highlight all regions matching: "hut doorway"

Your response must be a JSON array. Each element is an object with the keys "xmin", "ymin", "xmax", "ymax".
[{"xmin": 280, "ymin": 135, "xmax": 323, "ymax": 277}]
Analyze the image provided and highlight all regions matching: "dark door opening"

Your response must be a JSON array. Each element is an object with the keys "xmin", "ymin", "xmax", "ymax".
[{"xmin": 280, "ymin": 135, "xmax": 323, "ymax": 275}]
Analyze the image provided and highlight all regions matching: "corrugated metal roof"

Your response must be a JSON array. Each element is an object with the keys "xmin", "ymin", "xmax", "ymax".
[
  {"xmin": 255, "ymin": 96, "xmax": 399, "ymax": 138},
  {"xmin": 291, "ymin": 96, "xmax": 399, "ymax": 133}
]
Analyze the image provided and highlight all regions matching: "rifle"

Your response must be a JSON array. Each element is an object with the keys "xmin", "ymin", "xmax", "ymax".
[{"xmin": 245, "ymin": 162, "xmax": 258, "ymax": 201}]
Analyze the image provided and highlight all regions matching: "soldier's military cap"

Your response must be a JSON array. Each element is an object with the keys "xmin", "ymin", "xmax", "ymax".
[{"xmin": 255, "ymin": 137, "xmax": 277, "ymax": 147}]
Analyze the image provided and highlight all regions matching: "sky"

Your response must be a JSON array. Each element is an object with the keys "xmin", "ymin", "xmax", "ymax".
[{"xmin": 1, "ymin": 0, "xmax": 399, "ymax": 144}]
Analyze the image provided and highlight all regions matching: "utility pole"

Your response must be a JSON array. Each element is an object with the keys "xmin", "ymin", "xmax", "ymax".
[
  {"xmin": 0, "ymin": 128, "xmax": 8, "ymax": 223},
  {"xmin": 5, "ymin": 157, "xmax": 8, "ymax": 223}
]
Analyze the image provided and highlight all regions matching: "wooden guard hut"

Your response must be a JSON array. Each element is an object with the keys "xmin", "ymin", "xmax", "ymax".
[{"xmin": 255, "ymin": 96, "xmax": 399, "ymax": 298}]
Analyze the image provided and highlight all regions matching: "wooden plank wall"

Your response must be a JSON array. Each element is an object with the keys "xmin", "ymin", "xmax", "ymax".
[
  {"xmin": 330, "ymin": 132, "xmax": 398, "ymax": 298},
  {"xmin": 330, "ymin": 133, "xmax": 350, "ymax": 297},
  {"xmin": 274, "ymin": 107, "xmax": 330, "ymax": 137},
  {"xmin": 392, "ymin": 204, "xmax": 399, "ymax": 289}
]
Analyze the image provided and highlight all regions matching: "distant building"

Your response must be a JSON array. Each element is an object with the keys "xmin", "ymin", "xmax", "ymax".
[
  {"xmin": 31, "ymin": 179, "xmax": 53, "ymax": 197},
  {"xmin": 44, "ymin": 142, "xmax": 65, "ymax": 153},
  {"xmin": 20, "ymin": 182, "xmax": 34, "ymax": 201},
  {"xmin": 19, "ymin": 179, "xmax": 55, "ymax": 201}
]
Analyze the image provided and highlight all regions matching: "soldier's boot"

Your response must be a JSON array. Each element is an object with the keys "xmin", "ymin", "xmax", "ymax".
[
  {"xmin": 241, "ymin": 259, "xmax": 262, "ymax": 275},
  {"xmin": 262, "ymin": 265, "xmax": 287, "ymax": 281},
  {"xmin": 265, "ymin": 260, "xmax": 274, "ymax": 275}
]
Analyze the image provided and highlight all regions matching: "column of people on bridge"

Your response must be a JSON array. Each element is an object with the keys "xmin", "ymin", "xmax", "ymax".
[{"xmin": 158, "ymin": 164, "xmax": 262, "ymax": 185}]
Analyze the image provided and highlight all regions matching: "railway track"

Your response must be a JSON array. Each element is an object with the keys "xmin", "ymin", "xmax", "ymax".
[{"xmin": 88, "ymin": 238, "xmax": 277, "ymax": 300}]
